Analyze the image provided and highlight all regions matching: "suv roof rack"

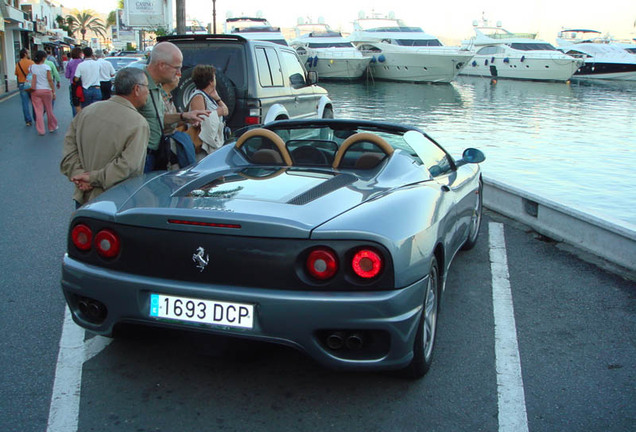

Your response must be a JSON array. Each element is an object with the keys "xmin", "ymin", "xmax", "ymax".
[{"xmin": 158, "ymin": 34, "xmax": 248, "ymax": 43}]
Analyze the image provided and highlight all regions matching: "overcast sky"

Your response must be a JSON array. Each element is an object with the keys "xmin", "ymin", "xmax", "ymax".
[{"xmin": 61, "ymin": 0, "xmax": 636, "ymax": 43}]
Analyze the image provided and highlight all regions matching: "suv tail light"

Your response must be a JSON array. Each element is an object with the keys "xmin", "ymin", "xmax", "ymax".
[
  {"xmin": 71, "ymin": 224, "xmax": 93, "ymax": 251},
  {"xmin": 95, "ymin": 229, "xmax": 120, "ymax": 258},
  {"xmin": 351, "ymin": 249, "xmax": 383, "ymax": 279},
  {"xmin": 306, "ymin": 248, "xmax": 338, "ymax": 280},
  {"xmin": 245, "ymin": 116, "xmax": 260, "ymax": 125}
]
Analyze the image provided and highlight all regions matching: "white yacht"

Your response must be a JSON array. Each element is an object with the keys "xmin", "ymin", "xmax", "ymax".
[
  {"xmin": 349, "ymin": 13, "xmax": 474, "ymax": 83},
  {"xmin": 290, "ymin": 21, "xmax": 372, "ymax": 80},
  {"xmin": 460, "ymin": 21, "xmax": 581, "ymax": 82},
  {"xmin": 556, "ymin": 29, "xmax": 636, "ymax": 80},
  {"xmin": 224, "ymin": 16, "xmax": 288, "ymax": 46}
]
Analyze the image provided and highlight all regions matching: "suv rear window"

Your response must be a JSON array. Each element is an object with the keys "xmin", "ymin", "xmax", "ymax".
[{"xmin": 178, "ymin": 42, "xmax": 246, "ymax": 89}]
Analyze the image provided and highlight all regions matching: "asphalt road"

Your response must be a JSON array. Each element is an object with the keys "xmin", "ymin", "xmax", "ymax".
[{"xmin": 0, "ymin": 83, "xmax": 634, "ymax": 432}]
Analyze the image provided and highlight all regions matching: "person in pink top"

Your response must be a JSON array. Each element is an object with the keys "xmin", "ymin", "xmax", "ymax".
[{"xmin": 29, "ymin": 50, "xmax": 58, "ymax": 135}]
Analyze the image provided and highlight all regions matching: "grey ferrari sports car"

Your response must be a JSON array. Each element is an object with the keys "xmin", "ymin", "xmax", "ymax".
[{"xmin": 61, "ymin": 119, "xmax": 485, "ymax": 378}]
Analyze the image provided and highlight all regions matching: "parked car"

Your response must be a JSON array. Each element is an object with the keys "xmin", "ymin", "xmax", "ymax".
[
  {"xmin": 60, "ymin": 119, "xmax": 484, "ymax": 378},
  {"xmin": 104, "ymin": 56, "xmax": 143, "ymax": 72},
  {"xmin": 157, "ymin": 34, "xmax": 334, "ymax": 132}
]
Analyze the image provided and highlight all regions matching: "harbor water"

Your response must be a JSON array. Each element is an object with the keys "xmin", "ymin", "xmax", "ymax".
[{"xmin": 322, "ymin": 77, "xmax": 636, "ymax": 226}]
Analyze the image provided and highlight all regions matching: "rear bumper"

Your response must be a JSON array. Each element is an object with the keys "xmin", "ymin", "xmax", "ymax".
[{"xmin": 61, "ymin": 254, "xmax": 426, "ymax": 371}]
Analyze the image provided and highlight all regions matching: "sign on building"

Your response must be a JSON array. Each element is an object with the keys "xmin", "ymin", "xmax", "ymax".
[
  {"xmin": 115, "ymin": 9, "xmax": 135, "ymax": 42},
  {"xmin": 124, "ymin": 0, "xmax": 169, "ymax": 28}
]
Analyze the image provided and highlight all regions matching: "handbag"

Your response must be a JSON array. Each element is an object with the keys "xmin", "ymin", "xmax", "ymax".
[
  {"xmin": 185, "ymin": 123, "xmax": 203, "ymax": 152},
  {"xmin": 72, "ymin": 79, "xmax": 84, "ymax": 104},
  {"xmin": 18, "ymin": 62, "xmax": 32, "ymax": 90}
]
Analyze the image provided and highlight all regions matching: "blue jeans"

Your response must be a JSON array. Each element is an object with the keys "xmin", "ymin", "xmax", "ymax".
[
  {"xmin": 81, "ymin": 86, "xmax": 102, "ymax": 108},
  {"xmin": 144, "ymin": 152, "xmax": 155, "ymax": 173},
  {"xmin": 18, "ymin": 83, "xmax": 33, "ymax": 123}
]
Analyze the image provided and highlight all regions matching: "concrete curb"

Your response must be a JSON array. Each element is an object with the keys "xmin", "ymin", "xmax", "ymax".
[
  {"xmin": 0, "ymin": 89, "xmax": 19, "ymax": 101},
  {"xmin": 482, "ymin": 176, "xmax": 636, "ymax": 274}
]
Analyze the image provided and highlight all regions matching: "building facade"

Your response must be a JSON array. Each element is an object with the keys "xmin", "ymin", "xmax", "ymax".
[{"xmin": 1, "ymin": 0, "xmax": 78, "ymax": 97}]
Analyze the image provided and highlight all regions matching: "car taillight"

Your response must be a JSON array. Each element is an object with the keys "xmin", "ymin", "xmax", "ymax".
[
  {"xmin": 71, "ymin": 224, "xmax": 92, "ymax": 251},
  {"xmin": 352, "ymin": 249, "xmax": 382, "ymax": 279},
  {"xmin": 306, "ymin": 248, "xmax": 338, "ymax": 280},
  {"xmin": 95, "ymin": 229, "xmax": 120, "ymax": 258},
  {"xmin": 245, "ymin": 116, "xmax": 260, "ymax": 125}
]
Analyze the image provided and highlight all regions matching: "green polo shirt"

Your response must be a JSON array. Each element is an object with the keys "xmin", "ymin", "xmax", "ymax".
[{"xmin": 137, "ymin": 69, "xmax": 164, "ymax": 151}]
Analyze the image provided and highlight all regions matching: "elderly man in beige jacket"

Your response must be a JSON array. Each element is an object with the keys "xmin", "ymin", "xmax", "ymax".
[{"xmin": 61, "ymin": 67, "xmax": 150, "ymax": 207}]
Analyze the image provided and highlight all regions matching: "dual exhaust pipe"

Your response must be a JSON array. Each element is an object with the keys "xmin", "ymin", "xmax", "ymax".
[
  {"xmin": 325, "ymin": 331, "xmax": 364, "ymax": 350},
  {"xmin": 77, "ymin": 296, "xmax": 107, "ymax": 324}
]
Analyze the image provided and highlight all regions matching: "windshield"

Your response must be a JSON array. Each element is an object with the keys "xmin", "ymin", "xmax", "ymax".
[
  {"xmin": 307, "ymin": 42, "xmax": 355, "ymax": 48},
  {"xmin": 178, "ymin": 43, "xmax": 246, "ymax": 88},
  {"xmin": 395, "ymin": 39, "xmax": 443, "ymax": 47},
  {"xmin": 509, "ymin": 43, "xmax": 558, "ymax": 51}
]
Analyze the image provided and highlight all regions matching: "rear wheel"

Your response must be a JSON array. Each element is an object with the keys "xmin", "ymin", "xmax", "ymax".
[{"xmin": 401, "ymin": 257, "xmax": 439, "ymax": 379}]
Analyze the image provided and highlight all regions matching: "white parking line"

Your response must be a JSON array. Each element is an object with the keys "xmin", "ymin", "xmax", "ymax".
[
  {"xmin": 489, "ymin": 222, "xmax": 529, "ymax": 432},
  {"xmin": 47, "ymin": 307, "xmax": 111, "ymax": 432}
]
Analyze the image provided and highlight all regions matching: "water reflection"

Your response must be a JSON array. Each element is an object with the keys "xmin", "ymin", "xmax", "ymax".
[{"xmin": 322, "ymin": 78, "xmax": 636, "ymax": 225}]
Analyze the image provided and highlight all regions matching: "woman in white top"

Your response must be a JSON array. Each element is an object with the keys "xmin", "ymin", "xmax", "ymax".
[
  {"xmin": 29, "ymin": 50, "xmax": 58, "ymax": 135},
  {"xmin": 187, "ymin": 65, "xmax": 228, "ymax": 156}
]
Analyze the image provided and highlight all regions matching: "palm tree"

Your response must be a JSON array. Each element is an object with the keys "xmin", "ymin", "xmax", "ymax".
[
  {"xmin": 66, "ymin": 9, "xmax": 107, "ymax": 41},
  {"xmin": 107, "ymin": 0, "xmax": 124, "ymax": 28}
]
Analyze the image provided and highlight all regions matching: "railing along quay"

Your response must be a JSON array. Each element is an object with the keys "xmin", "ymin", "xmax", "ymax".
[{"xmin": 483, "ymin": 177, "xmax": 636, "ymax": 281}]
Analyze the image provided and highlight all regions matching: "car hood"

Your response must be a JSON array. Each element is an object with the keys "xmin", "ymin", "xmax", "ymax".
[{"xmin": 80, "ymin": 159, "xmax": 429, "ymax": 239}]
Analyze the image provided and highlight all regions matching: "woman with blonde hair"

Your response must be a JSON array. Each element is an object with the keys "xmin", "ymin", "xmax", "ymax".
[
  {"xmin": 29, "ymin": 50, "xmax": 58, "ymax": 135},
  {"xmin": 186, "ymin": 64, "xmax": 228, "ymax": 155}
]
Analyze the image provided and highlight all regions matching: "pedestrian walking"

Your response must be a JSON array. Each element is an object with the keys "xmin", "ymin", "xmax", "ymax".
[
  {"xmin": 29, "ymin": 50, "xmax": 58, "ymax": 136},
  {"xmin": 65, "ymin": 47, "xmax": 84, "ymax": 116},
  {"xmin": 74, "ymin": 47, "xmax": 102, "ymax": 107},
  {"xmin": 60, "ymin": 68, "xmax": 150, "ymax": 208},
  {"xmin": 45, "ymin": 55, "xmax": 61, "ymax": 107},
  {"xmin": 139, "ymin": 41, "xmax": 209, "ymax": 172},
  {"xmin": 14, "ymin": 48, "xmax": 34, "ymax": 126},
  {"xmin": 46, "ymin": 47, "xmax": 60, "ymax": 71},
  {"xmin": 96, "ymin": 50, "xmax": 115, "ymax": 100}
]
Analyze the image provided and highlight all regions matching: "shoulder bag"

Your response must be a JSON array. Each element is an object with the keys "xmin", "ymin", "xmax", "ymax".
[
  {"xmin": 149, "ymin": 91, "xmax": 172, "ymax": 170},
  {"xmin": 18, "ymin": 62, "xmax": 32, "ymax": 91}
]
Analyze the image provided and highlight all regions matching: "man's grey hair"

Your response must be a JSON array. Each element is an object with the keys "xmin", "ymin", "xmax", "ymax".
[
  {"xmin": 95, "ymin": 49, "xmax": 104, "ymax": 58},
  {"xmin": 113, "ymin": 68, "xmax": 147, "ymax": 96}
]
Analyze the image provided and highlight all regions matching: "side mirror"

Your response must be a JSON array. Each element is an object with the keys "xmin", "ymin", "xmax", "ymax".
[
  {"xmin": 290, "ymin": 72, "xmax": 307, "ymax": 88},
  {"xmin": 306, "ymin": 71, "xmax": 318, "ymax": 85},
  {"xmin": 455, "ymin": 148, "xmax": 485, "ymax": 168}
]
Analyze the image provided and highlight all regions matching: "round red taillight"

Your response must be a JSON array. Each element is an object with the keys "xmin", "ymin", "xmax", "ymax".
[
  {"xmin": 71, "ymin": 224, "xmax": 93, "ymax": 251},
  {"xmin": 352, "ymin": 249, "xmax": 382, "ymax": 279},
  {"xmin": 95, "ymin": 229, "xmax": 120, "ymax": 258},
  {"xmin": 306, "ymin": 248, "xmax": 338, "ymax": 280}
]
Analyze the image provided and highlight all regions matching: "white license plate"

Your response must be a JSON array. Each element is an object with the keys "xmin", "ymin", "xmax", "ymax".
[{"xmin": 149, "ymin": 293, "xmax": 254, "ymax": 329}]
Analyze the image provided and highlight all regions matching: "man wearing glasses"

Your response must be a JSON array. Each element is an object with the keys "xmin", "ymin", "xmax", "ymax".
[
  {"xmin": 60, "ymin": 68, "xmax": 151, "ymax": 208},
  {"xmin": 139, "ymin": 42, "xmax": 210, "ymax": 172}
]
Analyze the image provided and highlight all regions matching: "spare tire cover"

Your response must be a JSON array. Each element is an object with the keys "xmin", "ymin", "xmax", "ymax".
[{"xmin": 172, "ymin": 68, "xmax": 236, "ymax": 119}]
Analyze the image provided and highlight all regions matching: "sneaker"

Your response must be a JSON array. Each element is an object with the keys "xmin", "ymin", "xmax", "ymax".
[
  {"xmin": 26, "ymin": 122, "xmax": 32, "ymax": 126},
  {"xmin": 49, "ymin": 126, "xmax": 59, "ymax": 133}
]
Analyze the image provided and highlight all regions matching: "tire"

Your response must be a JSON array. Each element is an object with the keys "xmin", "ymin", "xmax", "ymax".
[
  {"xmin": 461, "ymin": 178, "xmax": 483, "ymax": 251},
  {"xmin": 322, "ymin": 105, "xmax": 334, "ymax": 119},
  {"xmin": 401, "ymin": 257, "xmax": 440, "ymax": 379},
  {"xmin": 172, "ymin": 68, "xmax": 237, "ymax": 119}
]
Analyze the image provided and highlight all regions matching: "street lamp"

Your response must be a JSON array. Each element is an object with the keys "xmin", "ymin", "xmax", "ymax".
[{"xmin": 212, "ymin": 0, "xmax": 217, "ymax": 34}]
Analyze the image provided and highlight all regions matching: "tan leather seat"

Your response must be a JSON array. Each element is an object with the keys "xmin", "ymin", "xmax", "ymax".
[
  {"xmin": 251, "ymin": 148, "xmax": 284, "ymax": 165},
  {"xmin": 355, "ymin": 152, "xmax": 385, "ymax": 169}
]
